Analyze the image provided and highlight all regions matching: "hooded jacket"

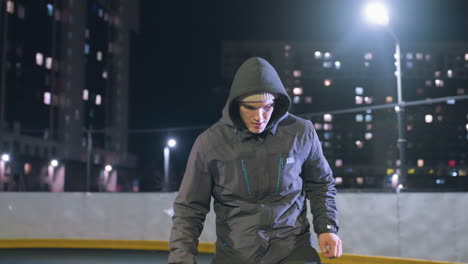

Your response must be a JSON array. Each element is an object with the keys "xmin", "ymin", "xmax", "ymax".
[{"xmin": 169, "ymin": 57, "xmax": 338, "ymax": 264}]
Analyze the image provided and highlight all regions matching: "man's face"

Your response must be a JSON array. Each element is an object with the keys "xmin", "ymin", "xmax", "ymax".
[{"xmin": 239, "ymin": 100, "xmax": 274, "ymax": 134}]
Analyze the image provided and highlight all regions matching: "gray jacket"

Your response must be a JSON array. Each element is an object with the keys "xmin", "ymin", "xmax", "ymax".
[{"xmin": 169, "ymin": 57, "xmax": 338, "ymax": 264}]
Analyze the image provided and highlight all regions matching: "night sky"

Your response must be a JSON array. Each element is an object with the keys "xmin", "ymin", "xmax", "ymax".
[{"xmin": 129, "ymin": 0, "xmax": 468, "ymax": 189}]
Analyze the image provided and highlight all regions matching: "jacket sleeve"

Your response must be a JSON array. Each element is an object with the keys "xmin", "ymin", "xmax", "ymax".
[
  {"xmin": 301, "ymin": 121, "xmax": 339, "ymax": 235},
  {"xmin": 168, "ymin": 136, "xmax": 212, "ymax": 264}
]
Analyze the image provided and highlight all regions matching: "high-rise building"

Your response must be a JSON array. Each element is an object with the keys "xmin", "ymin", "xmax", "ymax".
[
  {"xmin": 0, "ymin": 0, "xmax": 138, "ymax": 192},
  {"xmin": 222, "ymin": 41, "xmax": 468, "ymax": 190}
]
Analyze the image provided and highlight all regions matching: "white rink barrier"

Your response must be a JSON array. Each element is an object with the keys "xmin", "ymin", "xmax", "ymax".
[{"xmin": 0, "ymin": 192, "xmax": 467, "ymax": 263}]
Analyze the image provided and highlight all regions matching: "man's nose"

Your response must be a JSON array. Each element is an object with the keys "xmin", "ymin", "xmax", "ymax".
[{"xmin": 253, "ymin": 109, "xmax": 265, "ymax": 121}]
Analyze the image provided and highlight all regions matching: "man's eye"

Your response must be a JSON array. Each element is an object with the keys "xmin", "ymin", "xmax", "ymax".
[
  {"xmin": 243, "ymin": 105, "xmax": 256, "ymax": 110},
  {"xmin": 264, "ymin": 104, "xmax": 274, "ymax": 111}
]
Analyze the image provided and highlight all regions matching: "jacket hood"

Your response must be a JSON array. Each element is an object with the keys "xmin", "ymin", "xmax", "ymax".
[{"xmin": 221, "ymin": 57, "xmax": 291, "ymax": 131}]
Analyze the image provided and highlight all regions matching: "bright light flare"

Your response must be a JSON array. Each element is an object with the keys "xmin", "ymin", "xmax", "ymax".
[
  {"xmin": 105, "ymin": 165, "xmax": 113, "ymax": 172},
  {"xmin": 50, "ymin": 159, "xmax": 59, "ymax": 167},
  {"xmin": 1, "ymin": 153, "xmax": 10, "ymax": 162},
  {"xmin": 167, "ymin": 139, "xmax": 177, "ymax": 148},
  {"xmin": 364, "ymin": 2, "xmax": 389, "ymax": 26}
]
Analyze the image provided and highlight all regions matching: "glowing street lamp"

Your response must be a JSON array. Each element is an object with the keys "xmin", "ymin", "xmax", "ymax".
[
  {"xmin": 50, "ymin": 159, "xmax": 59, "ymax": 167},
  {"xmin": 1, "ymin": 153, "xmax": 10, "ymax": 162},
  {"xmin": 164, "ymin": 139, "xmax": 177, "ymax": 191},
  {"xmin": 364, "ymin": 2, "xmax": 389, "ymax": 26},
  {"xmin": 364, "ymin": 2, "xmax": 407, "ymax": 188},
  {"xmin": 105, "ymin": 165, "xmax": 113, "ymax": 172}
]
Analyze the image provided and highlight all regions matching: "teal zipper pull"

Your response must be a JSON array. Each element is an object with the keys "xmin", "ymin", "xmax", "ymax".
[
  {"xmin": 275, "ymin": 155, "xmax": 284, "ymax": 194},
  {"xmin": 241, "ymin": 160, "xmax": 252, "ymax": 196}
]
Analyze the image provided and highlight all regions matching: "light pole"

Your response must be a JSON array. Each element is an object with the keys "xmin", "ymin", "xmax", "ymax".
[
  {"xmin": 364, "ymin": 2, "xmax": 407, "ymax": 189},
  {"xmin": 163, "ymin": 139, "xmax": 177, "ymax": 191}
]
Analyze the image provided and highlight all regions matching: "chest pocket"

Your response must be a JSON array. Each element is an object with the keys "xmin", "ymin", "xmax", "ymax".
[{"xmin": 273, "ymin": 152, "xmax": 303, "ymax": 196}]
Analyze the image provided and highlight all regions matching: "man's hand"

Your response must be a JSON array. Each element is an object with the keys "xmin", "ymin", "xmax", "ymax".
[{"xmin": 318, "ymin": 233, "xmax": 342, "ymax": 258}]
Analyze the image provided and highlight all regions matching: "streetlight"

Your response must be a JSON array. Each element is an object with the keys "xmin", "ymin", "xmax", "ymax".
[
  {"xmin": 105, "ymin": 165, "xmax": 113, "ymax": 172},
  {"xmin": 364, "ymin": 2, "xmax": 407, "ymax": 189},
  {"xmin": 1, "ymin": 153, "xmax": 10, "ymax": 162},
  {"xmin": 164, "ymin": 138, "xmax": 177, "ymax": 191},
  {"xmin": 50, "ymin": 159, "xmax": 59, "ymax": 167}
]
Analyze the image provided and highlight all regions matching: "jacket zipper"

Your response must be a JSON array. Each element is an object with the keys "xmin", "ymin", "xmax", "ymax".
[
  {"xmin": 241, "ymin": 160, "xmax": 252, "ymax": 196},
  {"xmin": 275, "ymin": 155, "xmax": 284, "ymax": 194}
]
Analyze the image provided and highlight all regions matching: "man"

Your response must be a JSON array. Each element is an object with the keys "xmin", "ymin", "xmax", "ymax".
[{"xmin": 169, "ymin": 57, "xmax": 341, "ymax": 264}]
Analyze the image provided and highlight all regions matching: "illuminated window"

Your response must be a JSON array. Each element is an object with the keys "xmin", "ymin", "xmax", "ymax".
[
  {"xmin": 355, "ymin": 114, "xmax": 363, "ymax": 122},
  {"xmin": 425, "ymin": 80, "xmax": 432, "ymax": 87},
  {"xmin": 406, "ymin": 53, "xmax": 413, "ymax": 60},
  {"xmin": 335, "ymin": 61, "xmax": 341, "ymax": 70},
  {"xmin": 324, "ymin": 132, "xmax": 333, "ymax": 140},
  {"xmin": 284, "ymin": 44, "xmax": 291, "ymax": 51},
  {"xmin": 335, "ymin": 177, "xmax": 343, "ymax": 185},
  {"xmin": 386, "ymin": 96, "xmax": 393, "ymax": 103},
  {"xmin": 43, "ymin": 92, "xmax": 51, "ymax": 105},
  {"xmin": 324, "ymin": 52, "xmax": 331, "ymax": 60},
  {"xmin": 466, "ymin": 124, "xmax": 468, "ymax": 131},
  {"xmin": 364, "ymin": 52, "xmax": 373, "ymax": 60},
  {"xmin": 425, "ymin": 54, "xmax": 431, "ymax": 61},
  {"xmin": 355, "ymin": 87, "xmax": 364, "ymax": 95},
  {"xmin": 314, "ymin": 51, "xmax": 322, "ymax": 59},
  {"xmin": 98, "ymin": 8, "xmax": 104, "ymax": 17},
  {"xmin": 102, "ymin": 71, "xmax": 108, "ymax": 79},
  {"xmin": 304, "ymin": 96, "xmax": 312, "ymax": 104},
  {"xmin": 314, "ymin": 123, "xmax": 323, "ymax": 130},
  {"xmin": 323, "ymin": 124, "xmax": 333, "ymax": 131},
  {"xmin": 355, "ymin": 96, "xmax": 363, "ymax": 104},
  {"xmin": 425, "ymin": 114, "xmax": 433, "ymax": 123},
  {"xmin": 465, "ymin": 53, "xmax": 468, "ymax": 61},
  {"xmin": 364, "ymin": 96, "xmax": 373, "ymax": 104},
  {"xmin": 366, "ymin": 124, "xmax": 373, "ymax": 131},
  {"xmin": 323, "ymin": 61, "xmax": 332, "ymax": 68},
  {"xmin": 293, "ymin": 87, "xmax": 303, "ymax": 95},
  {"xmin": 45, "ymin": 57, "xmax": 53, "ymax": 69},
  {"xmin": 323, "ymin": 142, "xmax": 332, "ymax": 148},
  {"xmin": 85, "ymin": 29, "xmax": 90, "ymax": 39},
  {"xmin": 447, "ymin": 99, "xmax": 455, "ymax": 105},
  {"xmin": 416, "ymin": 53, "xmax": 423, "ymax": 60},
  {"xmin": 293, "ymin": 70, "xmax": 302, "ymax": 78},
  {"xmin": 97, "ymin": 51, "xmax": 103, "ymax": 61},
  {"xmin": 417, "ymin": 159, "xmax": 424, "ymax": 167},
  {"xmin": 36, "ymin": 53, "xmax": 44, "ymax": 66},
  {"xmin": 335, "ymin": 159, "xmax": 343, "ymax": 167},
  {"xmin": 82, "ymin": 89, "xmax": 89, "ymax": 101},
  {"xmin": 365, "ymin": 114, "xmax": 373, "ymax": 122},
  {"xmin": 364, "ymin": 61, "xmax": 370, "ymax": 68},
  {"xmin": 434, "ymin": 71, "xmax": 441, "ymax": 78},
  {"xmin": 6, "ymin": 0, "xmax": 14, "ymax": 14},
  {"xmin": 47, "ymin": 4, "xmax": 54, "ymax": 16},
  {"xmin": 406, "ymin": 61, "xmax": 413, "ymax": 69},
  {"xmin": 324, "ymin": 79, "xmax": 332, "ymax": 86},
  {"xmin": 323, "ymin": 114, "xmax": 333, "ymax": 122},
  {"xmin": 437, "ymin": 115, "xmax": 443, "ymax": 122},
  {"xmin": 356, "ymin": 177, "xmax": 364, "ymax": 185},
  {"xmin": 435, "ymin": 79, "xmax": 444, "ymax": 87},
  {"xmin": 355, "ymin": 140, "xmax": 364, "ymax": 149},
  {"xmin": 447, "ymin": 70, "xmax": 453, "ymax": 78},
  {"xmin": 84, "ymin": 44, "xmax": 90, "ymax": 54},
  {"xmin": 95, "ymin": 94, "xmax": 102, "ymax": 105},
  {"xmin": 365, "ymin": 132, "xmax": 373, "ymax": 140},
  {"xmin": 293, "ymin": 96, "xmax": 300, "ymax": 104}
]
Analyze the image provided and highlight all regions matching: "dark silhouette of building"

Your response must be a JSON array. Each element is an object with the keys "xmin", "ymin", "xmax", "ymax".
[{"xmin": 0, "ymin": 0, "xmax": 139, "ymax": 192}]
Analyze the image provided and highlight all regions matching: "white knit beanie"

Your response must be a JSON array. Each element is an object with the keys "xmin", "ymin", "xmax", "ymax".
[{"xmin": 238, "ymin": 92, "xmax": 276, "ymax": 103}]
